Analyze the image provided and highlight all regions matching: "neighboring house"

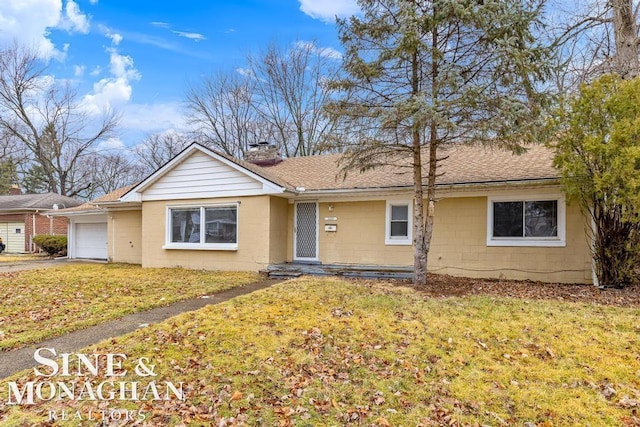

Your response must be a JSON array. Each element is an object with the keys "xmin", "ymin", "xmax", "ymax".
[
  {"xmin": 56, "ymin": 142, "xmax": 594, "ymax": 284},
  {"xmin": 0, "ymin": 191, "xmax": 83, "ymax": 253}
]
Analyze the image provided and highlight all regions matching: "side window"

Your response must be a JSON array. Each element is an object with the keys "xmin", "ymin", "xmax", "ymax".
[
  {"xmin": 385, "ymin": 201, "xmax": 412, "ymax": 245},
  {"xmin": 488, "ymin": 196, "xmax": 565, "ymax": 247}
]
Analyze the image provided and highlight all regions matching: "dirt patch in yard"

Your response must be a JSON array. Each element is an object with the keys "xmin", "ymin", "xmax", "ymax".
[{"xmin": 389, "ymin": 274, "xmax": 640, "ymax": 308}]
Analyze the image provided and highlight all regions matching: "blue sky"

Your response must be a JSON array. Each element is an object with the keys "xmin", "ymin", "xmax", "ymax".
[{"xmin": 0, "ymin": 0, "xmax": 358, "ymax": 150}]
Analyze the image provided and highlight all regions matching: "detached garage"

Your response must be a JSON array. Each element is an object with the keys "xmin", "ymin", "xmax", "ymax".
[{"xmin": 0, "ymin": 221, "xmax": 25, "ymax": 253}]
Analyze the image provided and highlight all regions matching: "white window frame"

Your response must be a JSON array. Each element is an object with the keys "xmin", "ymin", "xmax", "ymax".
[
  {"xmin": 385, "ymin": 200, "xmax": 413, "ymax": 246},
  {"xmin": 163, "ymin": 203, "xmax": 238, "ymax": 251},
  {"xmin": 487, "ymin": 195, "xmax": 566, "ymax": 247}
]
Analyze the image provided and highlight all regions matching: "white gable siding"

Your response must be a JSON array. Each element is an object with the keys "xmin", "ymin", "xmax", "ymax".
[{"xmin": 142, "ymin": 151, "xmax": 265, "ymax": 201}]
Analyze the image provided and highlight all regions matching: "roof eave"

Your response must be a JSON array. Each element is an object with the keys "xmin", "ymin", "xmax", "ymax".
[
  {"xmin": 0, "ymin": 208, "xmax": 51, "ymax": 213},
  {"xmin": 94, "ymin": 201, "xmax": 142, "ymax": 209},
  {"xmin": 292, "ymin": 177, "xmax": 560, "ymax": 197},
  {"xmin": 47, "ymin": 209, "xmax": 106, "ymax": 217}
]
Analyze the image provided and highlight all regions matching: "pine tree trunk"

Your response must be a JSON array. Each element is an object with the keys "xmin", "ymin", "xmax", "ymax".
[{"xmin": 413, "ymin": 140, "xmax": 427, "ymax": 285}]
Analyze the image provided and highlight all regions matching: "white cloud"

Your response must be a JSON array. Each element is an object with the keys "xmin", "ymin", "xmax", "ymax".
[
  {"xmin": 172, "ymin": 30, "xmax": 206, "ymax": 42},
  {"xmin": 299, "ymin": 0, "xmax": 359, "ymax": 22},
  {"xmin": 236, "ymin": 67, "xmax": 253, "ymax": 78},
  {"xmin": 107, "ymin": 48, "xmax": 140, "ymax": 80},
  {"xmin": 151, "ymin": 21, "xmax": 170, "ymax": 28},
  {"xmin": 98, "ymin": 24, "xmax": 123, "ymax": 46},
  {"xmin": 73, "ymin": 65, "xmax": 85, "ymax": 76},
  {"xmin": 97, "ymin": 137, "xmax": 125, "ymax": 151},
  {"xmin": 120, "ymin": 102, "xmax": 187, "ymax": 134},
  {"xmin": 0, "ymin": 0, "xmax": 62, "ymax": 59},
  {"xmin": 59, "ymin": 0, "xmax": 90, "ymax": 34},
  {"xmin": 294, "ymin": 40, "xmax": 342, "ymax": 60},
  {"xmin": 82, "ymin": 49, "xmax": 141, "ymax": 115},
  {"xmin": 0, "ymin": 0, "xmax": 91, "ymax": 59}
]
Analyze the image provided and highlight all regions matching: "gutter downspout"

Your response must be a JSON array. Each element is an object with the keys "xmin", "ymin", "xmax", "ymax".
[
  {"xmin": 111, "ymin": 215, "xmax": 116, "ymax": 262},
  {"xmin": 32, "ymin": 210, "xmax": 37, "ymax": 253}
]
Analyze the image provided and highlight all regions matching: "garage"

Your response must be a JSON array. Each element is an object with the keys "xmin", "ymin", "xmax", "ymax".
[
  {"xmin": 74, "ymin": 222, "xmax": 108, "ymax": 259},
  {"xmin": 0, "ymin": 221, "xmax": 25, "ymax": 253}
]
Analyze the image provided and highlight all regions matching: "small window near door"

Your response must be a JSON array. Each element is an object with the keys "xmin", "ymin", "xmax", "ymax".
[
  {"xmin": 385, "ymin": 201, "xmax": 412, "ymax": 245},
  {"xmin": 15, "ymin": 228, "xmax": 21, "ymax": 234}
]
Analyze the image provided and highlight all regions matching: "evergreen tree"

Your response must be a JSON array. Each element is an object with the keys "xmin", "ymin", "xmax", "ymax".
[
  {"xmin": 0, "ymin": 158, "xmax": 17, "ymax": 194},
  {"xmin": 328, "ymin": 0, "xmax": 554, "ymax": 285}
]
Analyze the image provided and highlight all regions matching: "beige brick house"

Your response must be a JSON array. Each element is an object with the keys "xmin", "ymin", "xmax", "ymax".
[{"xmin": 55, "ymin": 142, "xmax": 593, "ymax": 283}]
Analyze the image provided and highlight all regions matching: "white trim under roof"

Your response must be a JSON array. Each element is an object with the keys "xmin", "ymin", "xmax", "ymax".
[{"xmin": 120, "ymin": 143, "xmax": 286, "ymax": 202}]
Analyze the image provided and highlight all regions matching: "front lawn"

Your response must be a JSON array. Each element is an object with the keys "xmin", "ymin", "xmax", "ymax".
[
  {"xmin": 0, "ymin": 264, "xmax": 259, "ymax": 350},
  {"xmin": 1, "ymin": 276, "xmax": 639, "ymax": 425},
  {"xmin": 0, "ymin": 255, "xmax": 45, "ymax": 263}
]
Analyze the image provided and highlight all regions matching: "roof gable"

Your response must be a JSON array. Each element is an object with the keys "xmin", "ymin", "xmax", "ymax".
[{"xmin": 121, "ymin": 143, "xmax": 286, "ymax": 202}]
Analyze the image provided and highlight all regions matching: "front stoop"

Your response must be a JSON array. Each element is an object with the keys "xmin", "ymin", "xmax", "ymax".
[{"xmin": 264, "ymin": 263, "xmax": 413, "ymax": 280}]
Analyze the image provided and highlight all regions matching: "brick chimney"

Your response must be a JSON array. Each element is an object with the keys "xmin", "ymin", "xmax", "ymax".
[
  {"xmin": 9, "ymin": 185, "xmax": 21, "ymax": 195},
  {"xmin": 245, "ymin": 142, "xmax": 282, "ymax": 166}
]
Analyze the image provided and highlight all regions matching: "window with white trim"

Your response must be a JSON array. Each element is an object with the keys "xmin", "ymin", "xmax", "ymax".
[
  {"xmin": 165, "ymin": 204, "xmax": 238, "ymax": 250},
  {"xmin": 487, "ymin": 196, "xmax": 565, "ymax": 247},
  {"xmin": 385, "ymin": 200, "xmax": 412, "ymax": 245}
]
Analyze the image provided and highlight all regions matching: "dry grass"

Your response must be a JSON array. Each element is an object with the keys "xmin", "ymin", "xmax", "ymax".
[
  {"xmin": 1, "ymin": 276, "xmax": 639, "ymax": 426},
  {"xmin": 0, "ymin": 264, "xmax": 259, "ymax": 350},
  {"xmin": 0, "ymin": 255, "xmax": 46, "ymax": 263}
]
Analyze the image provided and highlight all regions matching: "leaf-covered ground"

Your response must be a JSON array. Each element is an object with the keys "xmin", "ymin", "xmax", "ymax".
[
  {"xmin": 410, "ymin": 273, "xmax": 640, "ymax": 308},
  {"xmin": 1, "ymin": 276, "xmax": 639, "ymax": 426},
  {"xmin": 0, "ymin": 264, "xmax": 259, "ymax": 350}
]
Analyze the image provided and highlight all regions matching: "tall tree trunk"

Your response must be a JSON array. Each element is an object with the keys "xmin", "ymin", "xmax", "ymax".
[
  {"xmin": 413, "ymin": 24, "xmax": 440, "ymax": 286},
  {"xmin": 412, "ymin": 45, "xmax": 427, "ymax": 285},
  {"xmin": 413, "ymin": 136, "xmax": 427, "ymax": 285},
  {"xmin": 612, "ymin": 0, "xmax": 640, "ymax": 78}
]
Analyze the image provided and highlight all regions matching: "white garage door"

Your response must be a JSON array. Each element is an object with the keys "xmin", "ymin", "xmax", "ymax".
[
  {"xmin": 0, "ymin": 222, "xmax": 25, "ymax": 253},
  {"xmin": 75, "ymin": 222, "xmax": 108, "ymax": 259}
]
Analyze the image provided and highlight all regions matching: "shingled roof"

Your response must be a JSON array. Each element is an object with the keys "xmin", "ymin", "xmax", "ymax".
[
  {"xmin": 0, "ymin": 192, "xmax": 83, "ymax": 212},
  {"xmin": 253, "ymin": 143, "xmax": 558, "ymax": 192},
  {"xmin": 51, "ymin": 185, "xmax": 137, "ymax": 214},
  {"xmin": 62, "ymin": 144, "xmax": 557, "ymax": 212}
]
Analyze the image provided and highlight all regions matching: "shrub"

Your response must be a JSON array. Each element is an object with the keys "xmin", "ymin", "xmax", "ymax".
[{"xmin": 32, "ymin": 234, "xmax": 67, "ymax": 257}]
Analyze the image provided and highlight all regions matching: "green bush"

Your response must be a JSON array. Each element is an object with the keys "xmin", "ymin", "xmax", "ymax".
[{"xmin": 32, "ymin": 234, "xmax": 67, "ymax": 257}]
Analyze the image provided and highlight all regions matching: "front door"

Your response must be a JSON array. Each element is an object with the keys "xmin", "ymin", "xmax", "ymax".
[{"xmin": 294, "ymin": 202, "xmax": 318, "ymax": 261}]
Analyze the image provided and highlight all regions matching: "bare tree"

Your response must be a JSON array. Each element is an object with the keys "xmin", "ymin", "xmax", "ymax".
[
  {"xmin": 185, "ymin": 70, "xmax": 273, "ymax": 157},
  {"xmin": 248, "ymin": 40, "xmax": 342, "ymax": 157},
  {"xmin": 132, "ymin": 131, "xmax": 192, "ymax": 175},
  {"xmin": 551, "ymin": 0, "xmax": 639, "ymax": 87},
  {"xmin": 83, "ymin": 152, "xmax": 146, "ymax": 198},
  {"xmin": 611, "ymin": 0, "xmax": 639, "ymax": 77},
  {"xmin": 0, "ymin": 44, "xmax": 119, "ymax": 197},
  {"xmin": 186, "ymin": 40, "xmax": 343, "ymax": 159}
]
